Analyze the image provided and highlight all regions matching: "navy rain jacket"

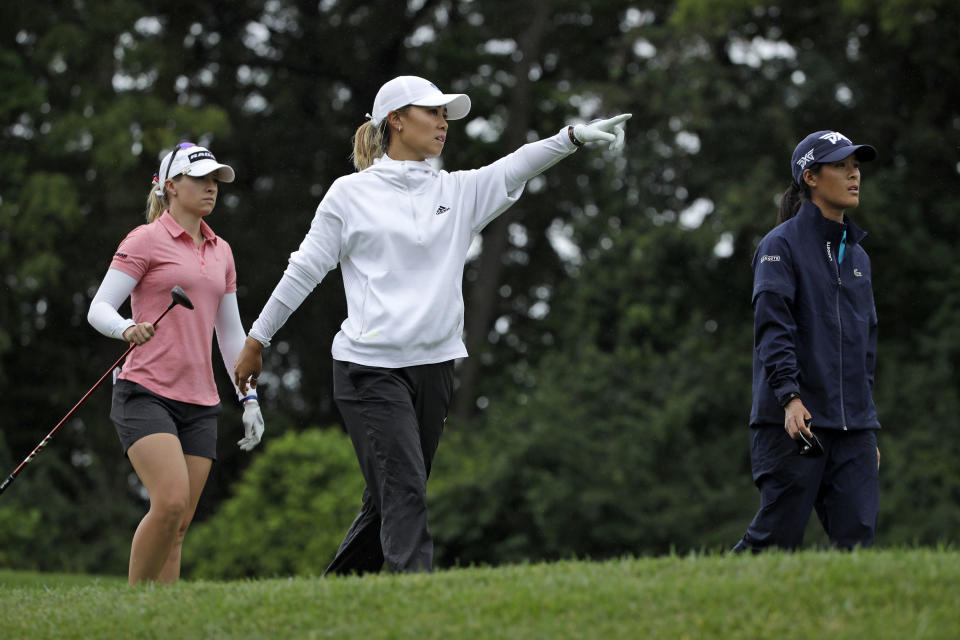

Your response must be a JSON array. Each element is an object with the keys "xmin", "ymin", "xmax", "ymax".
[{"xmin": 750, "ymin": 200, "xmax": 880, "ymax": 430}]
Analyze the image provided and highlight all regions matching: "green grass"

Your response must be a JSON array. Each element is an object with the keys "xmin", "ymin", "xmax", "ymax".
[{"xmin": 1, "ymin": 550, "xmax": 958, "ymax": 639}]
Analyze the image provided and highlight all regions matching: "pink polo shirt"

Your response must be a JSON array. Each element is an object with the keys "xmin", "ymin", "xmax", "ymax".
[{"xmin": 109, "ymin": 211, "xmax": 237, "ymax": 406}]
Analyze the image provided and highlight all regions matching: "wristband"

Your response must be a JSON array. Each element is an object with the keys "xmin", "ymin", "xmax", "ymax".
[
  {"xmin": 567, "ymin": 125, "xmax": 584, "ymax": 148},
  {"xmin": 779, "ymin": 391, "xmax": 800, "ymax": 408},
  {"xmin": 242, "ymin": 395, "xmax": 258, "ymax": 404}
]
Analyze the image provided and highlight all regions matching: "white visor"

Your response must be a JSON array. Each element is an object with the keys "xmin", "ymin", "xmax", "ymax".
[{"xmin": 158, "ymin": 144, "xmax": 236, "ymax": 184}]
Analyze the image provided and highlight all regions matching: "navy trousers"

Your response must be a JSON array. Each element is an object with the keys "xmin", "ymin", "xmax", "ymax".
[
  {"xmin": 324, "ymin": 360, "xmax": 454, "ymax": 575},
  {"xmin": 733, "ymin": 425, "xmax": 879, "ymax": 552}
]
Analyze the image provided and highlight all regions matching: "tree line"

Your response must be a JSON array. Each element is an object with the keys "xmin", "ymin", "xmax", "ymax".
[{"xmin": 1, "ymin": 0, "xmax": 958, "ymax": 575}]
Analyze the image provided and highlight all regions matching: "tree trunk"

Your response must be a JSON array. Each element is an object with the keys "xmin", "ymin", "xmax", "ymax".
[{"xmin": 451, "ymin": 0, "xmax": 552, "ymax": 420}]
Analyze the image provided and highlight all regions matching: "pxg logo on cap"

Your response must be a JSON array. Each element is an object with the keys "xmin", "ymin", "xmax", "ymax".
[{"xmin": 790, "ymin": 130, "xmax": 877, "ymax": 185}]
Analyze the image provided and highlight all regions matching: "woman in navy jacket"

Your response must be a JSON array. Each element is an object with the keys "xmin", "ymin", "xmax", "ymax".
[{"xmin": 733, "ymin": 130, "xmax": 881, "ymax": 552}]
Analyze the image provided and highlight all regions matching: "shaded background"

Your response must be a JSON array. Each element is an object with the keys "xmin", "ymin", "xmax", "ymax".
[{"xmin": 1, "ymin": 0, "xmax": 958, "ymax": 577}]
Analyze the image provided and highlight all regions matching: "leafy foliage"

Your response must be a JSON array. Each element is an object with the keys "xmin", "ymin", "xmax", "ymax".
[
  {"xmin": 432, "ymin": 223, "xmax": 755, "ymax": 565},
  {"xmin": 182, "ymin": 428, "xmax": 363, "ymax": 579},
  {"xmin": 0, "ymin": 0, "xmax": 958, "ymax": 575}
]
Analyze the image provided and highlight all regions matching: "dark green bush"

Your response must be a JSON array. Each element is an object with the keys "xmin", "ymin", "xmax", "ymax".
[
  {"xmin": 431, "ymin": 337, "xmax": 757, "ymax": 568},
  {"xmin": 183, "ymin": 427, "xmax": 364, "ymax": 579}
]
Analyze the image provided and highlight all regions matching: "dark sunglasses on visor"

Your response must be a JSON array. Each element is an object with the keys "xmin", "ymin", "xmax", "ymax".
[{"xmin": 164, "ymin": 141, "xmax": 196, "ymax": 183}]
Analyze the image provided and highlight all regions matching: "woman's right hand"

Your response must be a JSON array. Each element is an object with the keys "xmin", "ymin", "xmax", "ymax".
[
  {"xmin": 234, "ymin": 336, "xmax": 264, "ymax": 395},
  {"xmin": 122, "ymin": 322, "xmax": 155, "ymax": 346},
  {"xmin": 572, "ymin": 114, "xmax": 632, "ymax": 151}
]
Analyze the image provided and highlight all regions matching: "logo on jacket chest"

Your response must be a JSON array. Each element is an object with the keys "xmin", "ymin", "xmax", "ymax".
[{"xmin": 435, "ymin": 205, "xmax": 451, "ymax": 216}]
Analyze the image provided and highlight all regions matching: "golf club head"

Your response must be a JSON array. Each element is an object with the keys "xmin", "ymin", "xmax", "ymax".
[
  {"xmin": 171, "ymin": 285, "xmax": 194, "ymax": 310},
  {"xmin": 797, "ymin": 429, "xmax": 824, "ymax": 457}
]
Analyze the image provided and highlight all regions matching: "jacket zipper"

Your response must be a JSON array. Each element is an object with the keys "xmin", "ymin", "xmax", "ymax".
[
  {"xmin": 402, "ymin": 164, "xmax": 424, "ymax": 245},
  {"xmin": 830, "ymin": 242, "xmax": 848, "ymax": 430}
]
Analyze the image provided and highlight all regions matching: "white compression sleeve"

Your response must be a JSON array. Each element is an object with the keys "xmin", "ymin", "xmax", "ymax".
[
  {"xmin": 215, "ymin": 292, "xmax": 256, "ymax": 402},
  {"xmin": 87, "ymin": 269, "xmax": 138, "ymax": 340}
]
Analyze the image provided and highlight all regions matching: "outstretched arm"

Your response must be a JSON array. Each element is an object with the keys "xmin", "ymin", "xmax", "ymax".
[
  {"xmin": 503, "ymin": 114, "xmax": 633, "ymax": 191},
  {"xmin": 469, "ymin": 113, "xmax": 633, "ymax": 232}
]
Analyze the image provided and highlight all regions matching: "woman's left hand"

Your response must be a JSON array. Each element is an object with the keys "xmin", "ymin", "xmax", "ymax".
[{"xmin": 573, "ymin": 114, "xmax": 632, "ymax": 151}]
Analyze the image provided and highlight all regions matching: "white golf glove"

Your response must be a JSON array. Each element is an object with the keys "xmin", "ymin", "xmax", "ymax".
[
  {"xmin": 572, "ymin": 113, "xmax": 632, "ymax": 152},
  {"xmin": 238, "ymin": 398, "xmax": 265, "ymax": 451}
]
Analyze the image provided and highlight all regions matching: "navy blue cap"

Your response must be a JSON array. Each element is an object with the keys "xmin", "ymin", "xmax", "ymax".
[{"xmin": 791, "ymin": 130, "xmax": 877, "ymax": 185}]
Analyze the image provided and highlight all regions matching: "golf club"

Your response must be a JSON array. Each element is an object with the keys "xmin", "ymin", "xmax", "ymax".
[
  {"xmin": 797, "ymin": 418, "xmax": 824, "ymax": 457},
  {"xmin": 0, "ymin": 286, "xmax": 194, "ymax": 495}
]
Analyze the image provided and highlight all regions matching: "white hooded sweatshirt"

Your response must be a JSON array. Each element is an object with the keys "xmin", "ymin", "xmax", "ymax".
[{"xmin": 249, "ymin": 127, "xmax": 577, "ymax": 368}]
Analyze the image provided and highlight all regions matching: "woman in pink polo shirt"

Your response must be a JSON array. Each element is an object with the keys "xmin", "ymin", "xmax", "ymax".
[{"xmin": 87, "ymin": 142, "xmax": 265, "ymax": 585}]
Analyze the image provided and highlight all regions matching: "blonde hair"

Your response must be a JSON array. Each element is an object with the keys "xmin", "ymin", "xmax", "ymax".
[
  {"xmin": 350, "ymin": 106, "xmax": 408, "ymax": 171},
  {"xmin": 144, "ymin": 176, "xmax": 181, "ymax": 222},
  {"xmin": 351, "ymin": 120, "xmax": 389, "ymax": 171},
  {"xmin": 145, "ymin": 183, "xmax": 166, "ymax": 222}
]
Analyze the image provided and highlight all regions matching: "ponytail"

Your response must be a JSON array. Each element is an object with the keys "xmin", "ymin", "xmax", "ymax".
[
  {"xmin": 351, "ymin": 119, "xmax": 391, "ymax": 171},
  {"xmin": 350, "ymin": 106, "xmax": 408, "ymax": 171},
  {"xmin": 776, "ymin": 163, "xmax": 821, "ymax": 225},
  {"xmin": 145, "ymin": 182, "xmax": 166, "ymax": 222},
  {"xmin": 776, "ymin": 182, "xmax": 803, "ymax": 225}
]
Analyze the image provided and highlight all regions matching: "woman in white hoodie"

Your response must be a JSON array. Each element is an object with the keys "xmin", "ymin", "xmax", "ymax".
[{"xmin": 234, "ymin": 75, "xmax": 629, "ymax": 575}]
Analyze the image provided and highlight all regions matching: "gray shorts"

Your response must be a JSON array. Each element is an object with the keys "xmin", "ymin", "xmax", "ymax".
[{"xmin": 110, "ymin": 379, "xmax": 221, "ymax": 459}]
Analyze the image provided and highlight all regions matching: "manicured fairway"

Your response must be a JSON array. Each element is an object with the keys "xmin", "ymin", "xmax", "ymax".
[{"xmin": 1, "ymin": 549, "xmax": 958, "ymax": 639}]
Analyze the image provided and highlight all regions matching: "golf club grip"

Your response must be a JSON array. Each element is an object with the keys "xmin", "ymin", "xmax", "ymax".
[{"xmin": 0, "ymin": 473, "xmax": 14, "ymax": 494}]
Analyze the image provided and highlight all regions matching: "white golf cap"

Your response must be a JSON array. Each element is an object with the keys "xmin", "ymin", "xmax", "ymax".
[
  {"xmin": 156, "ymin": 143, "xmax": 236, "ymax": 192},
  {"xmin": 368, "ymin": 76, "xmax": 471, "ymax": 126}
]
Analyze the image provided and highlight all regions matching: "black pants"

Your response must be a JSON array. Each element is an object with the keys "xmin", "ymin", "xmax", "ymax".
[
  {"xmin": 324, "ymin": 359, "xmax": 454, "ymax": 575},
  {"xmin": 733, "ymin": 425, "xmax": 879, "ymax": 552}
]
